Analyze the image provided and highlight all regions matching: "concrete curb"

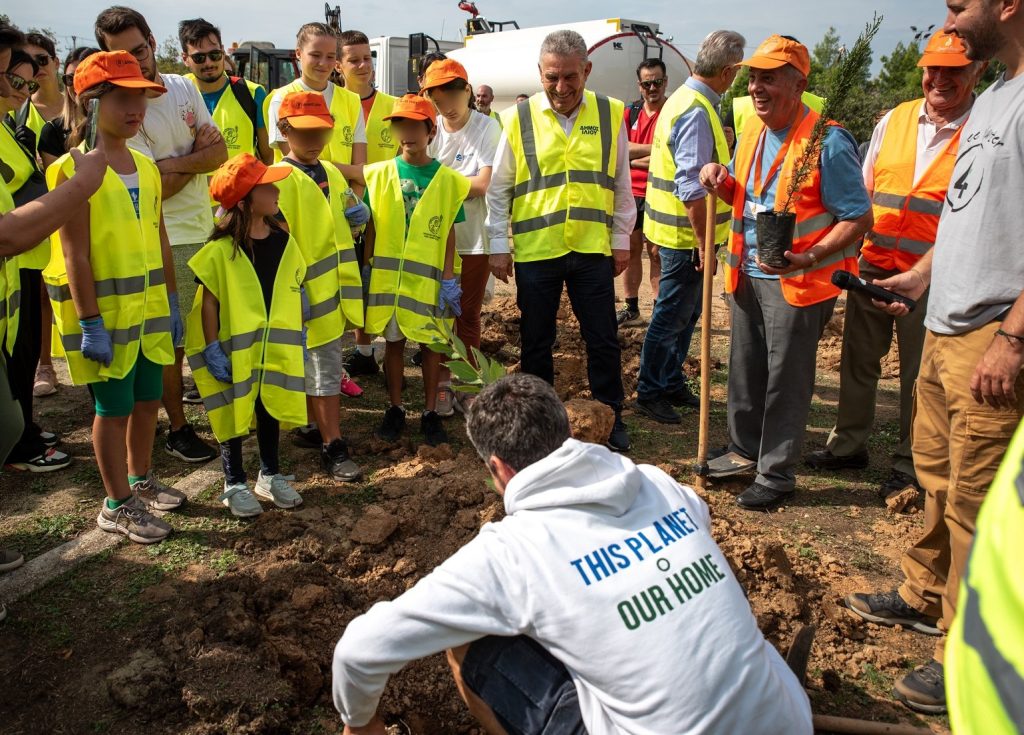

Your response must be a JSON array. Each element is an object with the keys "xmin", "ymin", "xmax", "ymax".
[{"xmin": 0, "ymin": 462, "xmax": 223, "ymax": 604}]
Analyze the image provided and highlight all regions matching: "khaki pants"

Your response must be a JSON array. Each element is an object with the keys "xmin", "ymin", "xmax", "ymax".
[{"xmin": 898, "ymin": 322, "xmax": 1024, "ymax": 662}]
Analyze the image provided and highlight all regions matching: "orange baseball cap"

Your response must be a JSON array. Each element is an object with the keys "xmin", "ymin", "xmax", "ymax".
[
  {"xmin": 384, "ymin": 93, "xmax": 437, "ymax": 124},
  {"xmin": 209, "ymin": 153, "xmax": 292, "ymax": 210},
  {"xmin": 741, "ymin": 35, "xmax": 811, "ymax": 78},
  {"xmin": 73, "ymin": 50, "xmax": 166, "ymax": 96},
  {"xmin": 278, "ymin": 91, "xmax": 334, "ymax": 129},
  {"xmin": 420, "ymin": 58, "xmax": 469, "ymax": 92},
  {"xmin": 918, "ymin": 30, "xmax": 971, "ymax": 67}
]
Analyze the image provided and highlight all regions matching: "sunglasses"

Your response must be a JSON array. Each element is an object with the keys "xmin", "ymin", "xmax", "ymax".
[
  {"xmin": 188, "ymin": 50, "xmax": 224, "ymax": 64},
  {"xmin": 4, "ymin": 73, "xmax": 39, "ymax": 94},
  {"xmin": 639, "ymin": 78, "xmax": 667, "ymax": 90},
  {"xmin": 32, "ymin": 53, "xmax": 53, "ymax": 68},
  {"xmin": 62, "ymin": 73, "xmax": 75, "ymax": 89}
]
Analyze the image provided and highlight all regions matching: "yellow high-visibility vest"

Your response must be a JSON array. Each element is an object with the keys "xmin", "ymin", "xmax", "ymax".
[
  {"xmin": 185, "ymin": 234, "xmax": 307, "ymax": 442},
  {"xmin": 363, "ymin": 159, "xmax": 470, "ymax": 345},
  {"xmin": 947, "ymin": 421, "xmax": 1024, "ymax": 735},
  {"xmin": 0, "ymin": 184, "xmax": 19, "ymax": 352},
  {"xmin": 0, "ymin": 118, "xmax": 49, "ymax": 270},
  {"xmin": 274, "ymin": 160, "xmax": 363, "ymax": 346},
  {"xmin": 44, "ymin": 147, "xmax": 174, "ymax": 384},
  {"xmin": 504, "ymin": 90, "xmax": 624, "ymax": 263},
  {"xmin": 732, "ymin": 92, "xmax": 825, "ymax": 140},
  {"xmin": 489, "ymin": 109, "xmax": 503, "ymax": 129},
  {"xmin": 644, "ymin": 84, "xmax": 732, "ymax": 249},
  {"xmin": 266, "ymin": 80, "xmax": 361, "ymax": 164},
  {"xmin": 364, "ymin": 91, "xmax": 399, "ymax": 164},
  {"xmin": 185, "ymin": 74, "xmax": 262, "ymax": 157}
]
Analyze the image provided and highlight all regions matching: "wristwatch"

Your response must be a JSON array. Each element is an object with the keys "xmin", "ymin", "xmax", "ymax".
[
  {"xmin": 996, "ymin": 328, "xmax": 1024, "ymax": 346},
  {"xmin": 807, "ymin": 249, "xmax": 818, "ymax": 265}
]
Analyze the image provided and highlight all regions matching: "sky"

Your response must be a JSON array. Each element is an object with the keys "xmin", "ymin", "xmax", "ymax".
[{"xmin": 9, "ymin": 0, "xmax": 948, "ymax": 72}]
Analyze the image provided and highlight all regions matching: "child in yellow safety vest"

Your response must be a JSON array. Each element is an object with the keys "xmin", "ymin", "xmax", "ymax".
[
  {"xmin": 46, "ymin": 51, "xmax": 186, "ymax": 545},
  {"xmin": 363, "ymin": 94, "xmax": 470, "ymax": 447},
  {"xmin": 187, "ymin": 154, "xmax": 308, "ymax": 517}
]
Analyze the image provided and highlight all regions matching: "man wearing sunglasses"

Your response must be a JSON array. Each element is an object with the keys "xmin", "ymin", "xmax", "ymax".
[
  {"xmin": 179, "ymin": 18, "xmax": 272, "ymax": 165},
  {"xmin": 16, "ymin": 32, "xmax": 62, "ymax": 148}
]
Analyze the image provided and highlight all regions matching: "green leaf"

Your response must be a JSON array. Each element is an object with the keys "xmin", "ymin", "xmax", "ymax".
[
  {"xmin": 425, "ymin": 341, "xmax": 451, "ymax": 355},
  {"xmin": 445, "ymin": 360, "xmax": 483, "ymax": 384},
  {"xmin": 470, "ymin": 347, "xmax": 488, "ymax": 370},
  {"xmin": 486, "ymin": 358, "xmax": 507, "ymax": 384},
  {"xmin": 451, "ymin": 332, "xmax": 470, "ymax": 362},
  {"xmin": 452, "ymin": 384, "xmax": 482, "ymax": 394}
]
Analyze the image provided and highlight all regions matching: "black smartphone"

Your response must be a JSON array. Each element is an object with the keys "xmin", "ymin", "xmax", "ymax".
[{"xmin": 85, "ymin": 98, "xmax": 100, "ymax": 151}]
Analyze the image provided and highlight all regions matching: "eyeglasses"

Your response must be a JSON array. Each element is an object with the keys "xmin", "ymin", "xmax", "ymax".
[
  {"xmin": 129, "ymin": 43, "xmax": 151, "ymax": 61},
  {"xmin": 31, "ymin": 53, "xmax": 53, "ymax": 68},
  {"xmin": 639, "ymin": 78, "xmax": 667, "ymax": 90},
  {"xmin": 188, "ymin": 50, "xmax": 224, "ymax": 64},
  {"xmin": 4, "ymin": 73, "xmax": 39, "ymax": 94}
]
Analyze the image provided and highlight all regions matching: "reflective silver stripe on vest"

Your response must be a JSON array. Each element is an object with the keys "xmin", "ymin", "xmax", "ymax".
[
  {"xmin": 397, "ymin": 294, "xmax": 442, "ymax": 319},
  {"xmin": 46, "ymin": 283, "xmax": 71, "ymax": 303},
  {"xmin": 402, "ymin": 260, "xmax": 442, "ymax": 282},
  {"xmin": 962, "ymin": 578, "xmax": 1024, "ymax": 726},
  {"xmin": 223, "ymin": 328, "xmax": 265, "ymax": 356},
  {"xmin": 306, "ymin": 253, "xmax": 339, "ymax": 281},
  {"xmin": 340, "ymin": 286, "xmax": 363, "ymax": 301},
  {"xmin": 338, "ymin": 248, "xmax": 358, "ymax": 264},
  {"xmin": 202, "ymin": 369, "xmax": 259, "ymax": 411},
  {"xmin": 61, "ymin": 323, "xmax": 142, "ymax": 351},
  {"xmin": 94, "ymin": 275, "xmax": 147, "ymax": 299},
  {"xmin": 148, "ymin": 268, "xmax": 166, "ymax": 286},
  {"xmin": 373, "ymin": 256, "xmax": 402, "ymax": 272},
  {"xmin": 596, "ymin": 94, "xmax": 612, "ymax": 180},
  {"xmin": 308, "ymin": 293, "xmax": 341, "ymax": 320},
  {"xmin": 262, "ymin": 369, "xmax": 305, "ymax": 393},
  {"xmin": 568, "ymin": 169, "xmax": 614, "ymax": 190},
  {"xmin": 873, "ymin": 191, "xmax": 945, "ymax": 217},
  {"xmin": 511, "ymin": 210, "xmax": 568, "ymax": 236},
  {"xmin": 725, "ymin": 251, "xmax": 741, "ymax": 268},
  {"xmin": 645, "ymin": 201, "xmax": 691, "ymax": 228},
  {"xmin": 568, "ymin": 207, "xmax": 613, "ymax": 227},
  {"xmin": 866, "ymin": 230, "xmax": 933, "ymax": 255},
  {"xmin": 731, "ymin": 218, "xmax": 745, "ymax": 234},
  {"xmin": 144, "ymin": 316, "xmax": 171, "ymax": 335},
  {"xmin": 793, "ymin": 212, "xmax": 837, "ymax": 240},
  {"xmin": 512, "ymin": 173, "xmax": 567, "ymax": 199},
  {"xmin": 366, "ymin": 292, "xmax": 397, "ymax": 308},
  {"xmin": 266, "ymin": 327, "xmax": 303, "ymax": 346},
  {"xmin": 7, "ymin": 289, "xmax": 21, "ymax": 313},
  {"xmin": 647, "ymin": 175, "xmax": 675, "ymax": 193},
  {"xmin": 516, "ymin": 99, "xmax": 542, "ymax": 181},
  {"xmin": 781, "ymin": 242, "xmax": 860, "ymax": 280}
]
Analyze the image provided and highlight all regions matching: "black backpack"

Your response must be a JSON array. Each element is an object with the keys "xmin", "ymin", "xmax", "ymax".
[
  {"xmin": 627, "ymin": 100, "xmax": 644, "ymax": 130},
  {"xmin": 228, "ymin": 76, "xmax": 259, "ymax": 149}
]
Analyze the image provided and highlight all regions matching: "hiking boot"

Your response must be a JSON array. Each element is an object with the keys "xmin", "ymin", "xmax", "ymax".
[
  {"xmin": 320, "ymin": 439, "xmax": 362, "ymax": 483},
  {"xmin": 421, "ymin": 410, "xmax": 448, "ymax": 447},
  {"xmin": 377, "ymin": 406, "xmax": 406, "ymax": 443},
  {"xmin": 665, "ymin": 383, "xmax": 700, "ymax": 409},
  {"xmin": 344, "ymin": 349, "xmax": 380, "ymax": 376},
  {"xmin": 97, "ymin": 495, "xmax": 172, "ymax": 544},
  {"xmin": 805, "ymin": 448, "xmax": 869, "ymax": 471},
  {"xmin": 607, "ymin": 416, "xmax": 630, "ymax": 453},
  {"xmin": 707, "ymin": 450, "xmax": 756, "ymax": 478},
  {"xmin": 435, "ymin": 384, "xmax": 455, "ymax": 418},
  {"xmin": 182, "ymin": 388, "xmax": 203, "ymax": 404},
  {"xmin": 219, "ymin": 483, "xmax": 264, "ymax": 518},
  {"xmin": 736, "ymin": 482, "xmax": 793, "ymax": 510},
  {"xmin": 291, "ymin": 423, "xmax": 323, "ymax": 449},
  {"xmin": 33, "ymin": 364, "xmax": 58, "ymax": 397},
  {"xmin": 255, "ymin": 471, "xmax": 303, "ymax": 508},
  {"xmin": 879, "ymin": 469, "xmax": 919, "ymax": 501},
  {"xmin": 635, "ymin": 397, "xmax": 681, "ymax": 424},
  {"xmin": 0, "ymin": 549, "xmax": 24, "ymax": 573},
  {"xmin": 165, "ymin": 424, "xmax": 218, "ymax": 463},
  {"xmin": 893, "ymin": 660, "xmax": 945, "ymax": 714},
  {"xmin": 131, "ymin": 472, "xmax": 186, "ymax": 512},
  {"xmin": 616, "ymin": 306, "xmax": 643, "ymax": 328},
  {"xmin": 5, "ymin": 447, "xmax": 72, "ymax": 473},
  {"xmin": 843, "ymin": 590, "xmax": 941, "ymax": 635}
]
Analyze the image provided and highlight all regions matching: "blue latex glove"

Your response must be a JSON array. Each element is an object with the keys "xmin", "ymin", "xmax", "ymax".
[
  {"xmin": 202, "ymin": 341, "xmax": 232, "ymax": 383},
  {"xmin": 79, "ymin": 317, "xmax": 113, "ymax": 367},
  {"xmin": 344, "ymin": 200, "xmax": 370, "ymax": 227},
  {"xmin": 300, "ymin": 287, "xmax": 311, "ymax": 324},
  {"xmin": 360, "ymin": 263, "xmax": 372, "ymax": 304},
  {"xmin": 439, "ymin": 278, "xmax": 462, "ymax": 317},
  {"xmin": 168, "ymin": 291, "xmax": 184, "ymax": 347}
]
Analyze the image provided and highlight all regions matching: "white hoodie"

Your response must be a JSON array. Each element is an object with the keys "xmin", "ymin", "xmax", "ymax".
[{"xmin": 333, "ymin": 439, "xmax": 812, "ymax": 733}]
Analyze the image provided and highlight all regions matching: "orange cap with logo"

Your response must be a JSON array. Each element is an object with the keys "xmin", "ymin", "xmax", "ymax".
[
  {"xmin": 918, "ymin": 30, "xmax": 971, "ymax": 67},
  {"xmin": 209, "ymin": 153, "xmax": 292, "ymax": 210},
  {"xmin": 278, "ymin": 91, "xmax": 334, "ymax": 129},
  {"xmin": 73, "ymin": 50, "xmax": 167, "ymax": 96},
  {"xmin": 384, "ymin": 93, "xmax": 437, "ymax": 124},
  {"xmin": 420, "ymin": 58, "xmax": 469, "ymax": 92},
  {"xmin": 741, "ymin": 35, "xmax": 811, "ymax": 78}
]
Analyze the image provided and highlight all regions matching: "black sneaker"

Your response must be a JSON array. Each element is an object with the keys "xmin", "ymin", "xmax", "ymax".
[
  {"xmin": 843, "ymin": 590, "xmax": 941, "ymax": 635},
  {"xmin": 879, "ymin": 469, "xmax": 919, "ymax": 501},
  {"xmin": 5, "ymin": 447, "xmax": 72, "ymax": 473},
  {"xmin": 607, "ymin": 416, "xmax": 630, "ymax": 453},
  {"xmin": 182, "ymin": 388, "xmax": 203, "ymax": 404},
  {"xmin": 616, "ymin": 306, "xmax": 642, "ymax": 328},
  {"xmin": 165, "ymin": 424, "xmax": 218, "ymax": 463},
  {"xmin": 893, "ymin": 660, "xmax": 945, "ymax": 714},
  {"xmin": 344, "ymin": 349, "xmax": 380, "ymax": 376},
  {"xmin": 421, "ymin": 410, "xmax": 448, "ymax": 447},
  {"xmin": 320, "ymin": 439, "xmax": 362, "ymax": 483},
  {"xmin": 805, "ymin": 448, "xmax": 869, "ymax": 471},
  {"xmin": 635, "ymin": 397, "xmax": 681, "ymax": 424},
  {"xmin": 736, "ymin": 482, "xmax": 793, "ymax": 510},
  {"xmin": 291, "ymin": 424, "xmax": 323, "ymax": 449},
  {"xmin": 32, "ymin": 425, "xmax": 59, "ymax": 448},
  {"xmin": 664, "ymin": 383, "xmax": 700, "ymax": 409},
  {"xmin": 377, "ymin": 406, "xmax": 406, "ymax": 442},
  {"xmin": 411, "ymin": 349, "xmax": 423, "ymax": 367}
]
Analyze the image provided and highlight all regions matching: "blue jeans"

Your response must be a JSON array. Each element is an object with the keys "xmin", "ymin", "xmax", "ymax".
[{"xmin": 637, "ymin": 247, "xmax": 702, "ymax": 401}]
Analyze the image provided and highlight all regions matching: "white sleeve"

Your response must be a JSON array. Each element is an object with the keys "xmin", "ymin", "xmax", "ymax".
[
  {"xmin": 484, "ymin": 128, "xmax": 516, "ymax": 255},
  {"xmin": 611, "ymin": 118, "xmax": 637, "ymax": 250},
  {"xmin": 352, "ymin": 106, "xmax": 367, "ymax": 145},
  {"xmin": 479, "ymin": 115, "xmax": 502, "ymax": 167},
  {"xmin": 332, "ymin": 531, "xmax": 529, "ymax": 727},
  {"xmin": 190, "ymin": 82, "xmax": 215, "ymax": 128},
  {"xmin": 268, "ymin": 92, "xmax": 286, "ymax": 146},
  {"xmin": 861, "ymin": 110, "xmax": 891, "ymax": 194}
]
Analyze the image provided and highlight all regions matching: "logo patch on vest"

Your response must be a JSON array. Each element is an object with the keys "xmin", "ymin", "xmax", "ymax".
[
  {"xmin": 223, "ymin": 127, "xmax": 239, "ymax": 149},
  {"xmin": 579, "ymin": 125, "xmax": 599, "ymax": 135},
  {"xmin": 425, "ymin": 215, "xmax": 444, "ymax": 241},
  {"xmin": 342, "ymin": 125, "xmax": 354, "ymax": 146},
  {"xmin": 380, "ymin": 127, "xmax": 393, "ymax": 146}
]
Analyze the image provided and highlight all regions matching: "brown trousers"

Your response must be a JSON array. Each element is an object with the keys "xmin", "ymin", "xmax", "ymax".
[
  {"xmin": 455, "ymin": 254, "xmax": 491, "ymax": 361},
  {"xmin": 898, "ymin": 322, "xmax": 1024, "ymax": 662}
]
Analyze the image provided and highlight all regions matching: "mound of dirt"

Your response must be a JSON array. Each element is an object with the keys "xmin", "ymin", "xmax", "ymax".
[{"xmin": 564, "ymin": 399, "xmax": 615, "ymax": 443}]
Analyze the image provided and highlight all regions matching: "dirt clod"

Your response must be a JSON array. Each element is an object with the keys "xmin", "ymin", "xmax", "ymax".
[
  {"xmin": 564, "ymin": 399, "xmax": 615, "ymax": 444},
  {"xmin": 350, "ymin": 506, "xmax": 400, "ymax": 545}
]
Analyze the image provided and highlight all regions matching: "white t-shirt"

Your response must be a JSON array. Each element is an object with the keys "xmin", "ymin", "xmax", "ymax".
[
  {"xmin": 128, "ymin": 73, "xmax": 215, "ymax": 246},
  {"xmin": 267, "ymin": 79, "xmax": 367, "ymax": 147},
  {"xmin": 428, "ymin": 110, "xmax": 500, "ymax": 255}
]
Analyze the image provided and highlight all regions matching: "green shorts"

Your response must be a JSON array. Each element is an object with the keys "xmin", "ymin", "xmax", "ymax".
[
  {"xmin": 172, "ymin": 243, "xmax": 204, "ymax": 348},
  {"xmin": 91, "ymin": 353, "xmax": 164, "ymax": 418}
]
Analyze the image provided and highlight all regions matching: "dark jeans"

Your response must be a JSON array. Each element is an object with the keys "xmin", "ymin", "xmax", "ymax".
[
  {"xmin": 4, "ymin": 269, "xmax": 45, "ymax": 461},
  {"xmin": 637, "ymin": 247, "xmax": 702, "ymax": 400},
  {"xmin": 219, "ymin": 397, "xmax": 280, "ymax": 484},
  {"xmin": 515, "ymin": 252, "xmax": 624, "ymax": 410}
]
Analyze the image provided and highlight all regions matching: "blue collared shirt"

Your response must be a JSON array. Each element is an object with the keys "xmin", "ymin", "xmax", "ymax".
[{"xmin": 669, "ymin": 77, "xmax": 722, "ymax": 203}]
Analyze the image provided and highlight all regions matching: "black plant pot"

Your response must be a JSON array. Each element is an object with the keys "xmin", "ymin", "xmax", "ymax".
[{"xmin": 756, "ymin": 210, "xmax": 796, "ymax": 269}]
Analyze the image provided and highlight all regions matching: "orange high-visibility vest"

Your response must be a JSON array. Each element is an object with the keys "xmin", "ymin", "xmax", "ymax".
[
  {"xmin": 862, "ymin": 99, "xmax": 962, "ymax": 272},
  {"xmin": 725, "ymin": 108, "xmax": 859, "ymax": 307}
]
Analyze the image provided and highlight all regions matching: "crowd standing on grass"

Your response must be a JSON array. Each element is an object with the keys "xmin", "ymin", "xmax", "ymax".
[{"xmin": 0, "ymin": 0, "xmax": 1022, "ymax": 731}]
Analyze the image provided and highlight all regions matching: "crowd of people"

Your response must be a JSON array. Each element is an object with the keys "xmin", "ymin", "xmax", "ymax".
[{"xmin": 0, "ymin": 0, "xmax": 1022, "ymax": 732}]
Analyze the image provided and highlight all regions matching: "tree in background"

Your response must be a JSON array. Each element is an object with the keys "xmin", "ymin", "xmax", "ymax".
[{"xmin": 157, "ymin": 34, "xmax": 188, "ymax": 75}]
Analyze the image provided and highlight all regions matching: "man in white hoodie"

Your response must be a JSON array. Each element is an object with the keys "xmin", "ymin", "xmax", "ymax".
[{"xmin": 332, "ymin": 374, "xmax": 812, "ymax": 734}]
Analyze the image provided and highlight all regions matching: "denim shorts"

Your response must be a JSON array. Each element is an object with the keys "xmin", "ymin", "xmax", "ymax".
[{"xmin": 461, "ymin": 636, "xmax": 586, "ymax": 735}]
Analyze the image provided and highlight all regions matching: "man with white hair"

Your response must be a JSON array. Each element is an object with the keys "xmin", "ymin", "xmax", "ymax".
[
  {"xmin": 636, "ymin": 30, "xmax": 744, "ymax": 425},
  {"xmin": 486, "ymin": 30, "xmax": 635, "ymax": 451},
  {"xmin": 475, "ymin": 82, "xmax": 501, "ymax": 127}
]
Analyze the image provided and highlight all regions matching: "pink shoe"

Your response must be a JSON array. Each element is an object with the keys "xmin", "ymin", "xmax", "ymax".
[{"xmin": 340, "ymin": 376, "xmax": 363, "ymax": 398}]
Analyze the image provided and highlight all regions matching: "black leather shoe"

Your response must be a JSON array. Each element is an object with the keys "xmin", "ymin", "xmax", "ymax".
[
  {"xmin": 344, "ymin": 349, "xmax": 380, "ymax": 376},
  {"xmin": 377, "ymin": 406, "xmax": 406, "ymax": 443},
  {"xmin": 607, "ymin": 417, "xmax": 630, "ymax": 453},
  {"xmin": 664, "ymin": 384, "xmax": 700, "ymax": 409},
  {"xmin": 805, "ymin": 448, "xmax": 869, "ymax": 470},
  {"xmin": 635, "ymin": 397, "xmax": 681, "ymax": 424},
  {"xmin": 736, "ymin": 482, "xmax": 793, "ymax": 510}
]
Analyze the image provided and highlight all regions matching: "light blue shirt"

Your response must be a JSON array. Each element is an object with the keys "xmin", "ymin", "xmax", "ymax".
[
  {"xmin": 729, "ymin": 108, "xmax": 870, "ymax": 279},
  {"xmin": 669, "ymin": 78, "xmax": 722, "ymax": 203}
]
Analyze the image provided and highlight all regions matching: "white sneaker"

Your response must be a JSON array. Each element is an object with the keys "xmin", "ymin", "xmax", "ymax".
[
  {"xmin": 220, "ymin": 483, "xmax": 263, "ymax": 518},
  {"xmin": 254, "ymin": 472, "xmax": 303, "ymax": 509}
]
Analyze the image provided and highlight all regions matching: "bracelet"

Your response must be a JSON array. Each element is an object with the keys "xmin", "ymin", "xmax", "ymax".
[
  {"xmin": 996, "ymin": 328, "xmax": 1024, "ymax": 346},
  {"xmin": 909, "ymin": 269, "xmax": 927, "ymax": 288},
  {"xmin": 807, "ymin": 249, "xmax": 818, "ymax": 264}
]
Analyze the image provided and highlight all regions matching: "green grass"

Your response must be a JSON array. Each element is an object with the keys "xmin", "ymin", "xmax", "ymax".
[
  {"xmin": 338, "ymin": 484, "xmax": 381, "ymax": 508},
  {"xmin": 3, "ymin": 513, "xmax": 88, "ymax": 557},
  {"xmin": 145, "ymin": 534, "xmax": 208, "ymax": 572},
  {"xmin": 210, "ymin": 550, "xmax": 238, "ymax": 576},
  {"xmin": 797, "ymin": 544, "xmax": 820, "ymax": 562}
]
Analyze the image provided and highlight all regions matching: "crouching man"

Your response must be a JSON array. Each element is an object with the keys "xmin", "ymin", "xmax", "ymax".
[{"xmin": 332, "ymin": 373, "xmax": 812, "ymax": 734}]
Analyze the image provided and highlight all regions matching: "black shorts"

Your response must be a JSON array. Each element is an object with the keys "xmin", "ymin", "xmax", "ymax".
[
  {"xmin": 461, "ymin": 635, "xmax": 586, "ymax": 735},
  {"xmin": 634, "ymin": 196, "xmax": 645, "ymax": 233}
]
